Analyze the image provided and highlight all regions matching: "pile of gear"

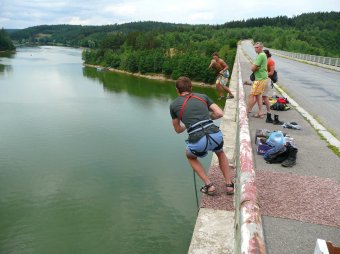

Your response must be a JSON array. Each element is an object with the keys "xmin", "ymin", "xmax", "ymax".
[
  {"xmin": 281, "ymin": 122, "xmax": 301, "ymax": 130},
  {"xmin": 269, "ymin": 96, "xmax": 290, "ymax": 111},
  {"xmin": 265, "ymin": 96, "xmax": 302, "ymax": 130},
  {"xmin": 256, "ymin": 130, "xmax": 298, "ymax": 167}
]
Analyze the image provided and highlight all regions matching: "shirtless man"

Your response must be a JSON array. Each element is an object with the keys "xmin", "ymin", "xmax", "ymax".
[{"xmin": 208, "ymin": 52, "xmax": 234, "ymax": 100}]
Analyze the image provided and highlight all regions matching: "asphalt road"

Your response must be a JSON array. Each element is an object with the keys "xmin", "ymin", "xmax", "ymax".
[
  {"xmin": 241, "ymin": 40, "xmax": 340, "ymax": 138},
  {"xmin": 239, "ymin": 41, "xmax": 340, "ymax": 254}
]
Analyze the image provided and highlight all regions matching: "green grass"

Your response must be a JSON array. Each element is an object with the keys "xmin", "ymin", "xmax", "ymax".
[
  {"xmin": 314, "ymin": 127, "xmax": 340, "ymax": 157},
  {"xmin": 327, "ymin": 144, "xmax": 340, "ymax": 157},
  {"xmin": 313, "ymin": 115, "xmax": 338, "ymax": 139}
]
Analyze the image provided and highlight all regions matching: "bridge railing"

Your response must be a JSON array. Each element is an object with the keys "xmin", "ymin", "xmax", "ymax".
[
  {"xmin": 269, "ymin": 49, "xmax": 340, "ymax": 67},
  {"xmin": 234, "ymin": 46, "xmax": 266, "ymax": 254}
]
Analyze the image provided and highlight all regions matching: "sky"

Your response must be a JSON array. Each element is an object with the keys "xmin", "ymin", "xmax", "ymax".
[{"xmin": 1, "ymin": 0, "xmax": 339, "ymax": 29}]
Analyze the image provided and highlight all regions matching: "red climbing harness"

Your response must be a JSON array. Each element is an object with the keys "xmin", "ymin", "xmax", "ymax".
[{"xmin": 179, "ymin": 93, "xmax": 207, "ymax": 121}]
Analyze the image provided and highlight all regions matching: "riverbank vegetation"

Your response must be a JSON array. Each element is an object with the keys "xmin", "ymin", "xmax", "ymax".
[
  {"xmin": 0, "ymin": 29, "xmax": 15, "ymax": 51},
  {"xmin": 9, "ymin": 11, "xmax": 340, "ymax": 83}
]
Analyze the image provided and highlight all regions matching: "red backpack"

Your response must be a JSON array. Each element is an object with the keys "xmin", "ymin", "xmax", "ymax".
[{"xmin": 277, "ymin": 97, "xmax": 287, "ymax": 104}]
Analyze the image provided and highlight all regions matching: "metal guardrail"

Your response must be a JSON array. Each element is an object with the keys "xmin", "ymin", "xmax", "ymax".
[{"xmin": 269, "ymin": 49, "xmax": 340, "ymax": 67}]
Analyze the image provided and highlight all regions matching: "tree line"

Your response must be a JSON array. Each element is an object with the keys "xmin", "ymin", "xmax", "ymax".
[
  {"xmin": 0, "ymin": 29, "xmax": 15, "ymax": 51},
  {"xmin": 222, "ymin": 12, "xmax": 340, "ymax": 56},
  {"xmin": 6, "ymin": 12, "xmax": 340, "ymax": 83},
  {"xmin": 82, "ymin": 27, "xmax": 237, "ymax": 83}
]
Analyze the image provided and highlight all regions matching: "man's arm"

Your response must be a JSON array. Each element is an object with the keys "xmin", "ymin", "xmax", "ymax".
[
  {"xmin": 251, "ymin": 63, "xmax": 259, "ymax": 72},
  {"xmin": 252, "ymin": 53, "xmax": 264, "ymax": 72},
  {"xmin": 172, "ymin": 118, "xmax": 186, "ymax": 133},
  {"xmin": 209, "ymin": 103, "xmax": 224, "ymax": 120},
  {"xmin": 208, "ymin": 59, "xmax": 215, "ymax": 69}
]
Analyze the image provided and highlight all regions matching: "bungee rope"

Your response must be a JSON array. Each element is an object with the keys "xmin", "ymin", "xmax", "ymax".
[{"xmin": 193, "ymin": 171, "xmax": 199, "ymax": 212}]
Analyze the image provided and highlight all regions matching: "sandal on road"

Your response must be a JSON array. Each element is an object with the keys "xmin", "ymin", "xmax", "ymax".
[
  {"xmin": 200, "ymin": 183, "xmax": 216, "ymax": 196},
  {"xmin": 226, "ymin": 183, "xmax": 234, "ymax": 195},
  {"xmin": 252, "ymin": 113, "xmax": 264, "ymax": 119}
]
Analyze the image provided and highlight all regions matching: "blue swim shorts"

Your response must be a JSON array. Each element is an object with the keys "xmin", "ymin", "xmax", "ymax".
[
  {"xmin": 186, "ymin": 131, "xmax": 223, "ymax": 158},
  {"xmin": 216, "ymin": 76, "xmax": 228, "ymax": 86}
]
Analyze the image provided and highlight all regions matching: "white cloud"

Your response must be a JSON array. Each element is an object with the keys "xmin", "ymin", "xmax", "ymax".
[
  {"xmin": 0, "ymin": 0, "xmax": 339, "ymax": 28},
  {"xmin": 188, "ymin": 12, "xmax": 215, "ymax": 23},
  {"xmin": 223, "ymin": 0, "xmax": 340, "ymax": 21},
  {"xmin": 104, "ymin": 3, "xmax": 137, "ymax": 16},
  {"xmin": 68, "ymin": 17, "xmax": 91, "ymax": 26},
  {"xmin": 165, "ymin": 0, "xmax": 210, "ymax": 12}
]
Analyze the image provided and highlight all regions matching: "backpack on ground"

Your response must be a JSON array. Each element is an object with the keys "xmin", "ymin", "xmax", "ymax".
[
  {"xmin": 264, "ymin": 143, "xmax": 298, "ymax": 165},
  {"xmin": 270, "ymin": 102, "xmax": 286, "ymax": 111}
]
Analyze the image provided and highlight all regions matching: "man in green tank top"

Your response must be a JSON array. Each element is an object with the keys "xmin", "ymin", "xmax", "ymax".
[{"xmin": 246, "ymin": 42, "xmax": 268, "ymax": 118}]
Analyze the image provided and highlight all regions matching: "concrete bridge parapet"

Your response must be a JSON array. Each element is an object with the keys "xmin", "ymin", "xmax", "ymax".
[{"xmin": 189, "ymin": 45, "xmax": 266, "ymax": 254}]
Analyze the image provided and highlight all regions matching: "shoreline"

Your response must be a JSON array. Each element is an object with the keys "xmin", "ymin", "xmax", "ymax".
[{"xmin": 84, "ymin": 64, "xmax": 215, "ymax": 88}]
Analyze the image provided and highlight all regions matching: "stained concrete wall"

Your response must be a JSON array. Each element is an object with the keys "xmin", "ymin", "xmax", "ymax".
[
  {"xmin": 188, "ymin": 47, "xmax": 240, "ymax": 254},
  {"xmin": 188, "ymin": 45, "xmax": 266, "ymax": 254}
]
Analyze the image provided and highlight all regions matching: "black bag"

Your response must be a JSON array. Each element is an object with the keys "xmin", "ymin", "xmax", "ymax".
[
  {"xmin": 266, "ymin": 145, "xmax": 297, "ymax": 164},
  {"xmin": 270, "ymin": 70, "xmax": 278, "ymax": 83},
  {"xmin": 265, "ymin": 149, "xmax": 289, "ymax": 163},
  {"xmin": 250, "ymin": 72, "xmax": 255, "ymax": 81},
  {"xmin": 270, "ymin": 102, "xmax": 285, "ymax": 111}
]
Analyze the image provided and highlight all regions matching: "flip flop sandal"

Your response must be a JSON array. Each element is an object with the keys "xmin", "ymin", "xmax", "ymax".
[
  {"xmin": 200, "ymin": 183, "xmax": 216, "ymax": 196},
  {"xmin": 226, "ymin": 183, "xmax": 234, "ymax": 195},
  {"xmin": 252, "ymin": 113, "xmax": 264, "ymax": 119}
]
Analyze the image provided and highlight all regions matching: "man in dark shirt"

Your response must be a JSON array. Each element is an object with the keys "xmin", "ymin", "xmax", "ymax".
[{"xmin": 169, "ymin": 76, "xmax": 234, "ymax": 195}]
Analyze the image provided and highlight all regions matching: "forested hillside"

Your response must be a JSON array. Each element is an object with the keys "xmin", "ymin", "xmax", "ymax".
[
  {"xmin": 10, "ymin": 22, "xmax": 193, "ymax": 48},
  {"xmin": 0, "ymin": 29, "xmax": 15, "ymax": 51},
  {"xmin": 9, "ymin": 12, "xmax": 340, "ymax": 83},
  {"xmin": 224, "ymin": 12, "xmax": 340, "ymax": 56}
]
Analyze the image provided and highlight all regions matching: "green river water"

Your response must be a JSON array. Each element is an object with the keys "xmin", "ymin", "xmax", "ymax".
[{"xmin": 0, "ymin": 46, "xmax": 223, "ymax": 254}]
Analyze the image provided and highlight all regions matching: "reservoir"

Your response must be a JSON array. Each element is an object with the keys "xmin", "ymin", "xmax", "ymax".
[{"xmin": 0, "ymin": 46, "xmax": 222, "ymax": 253}]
